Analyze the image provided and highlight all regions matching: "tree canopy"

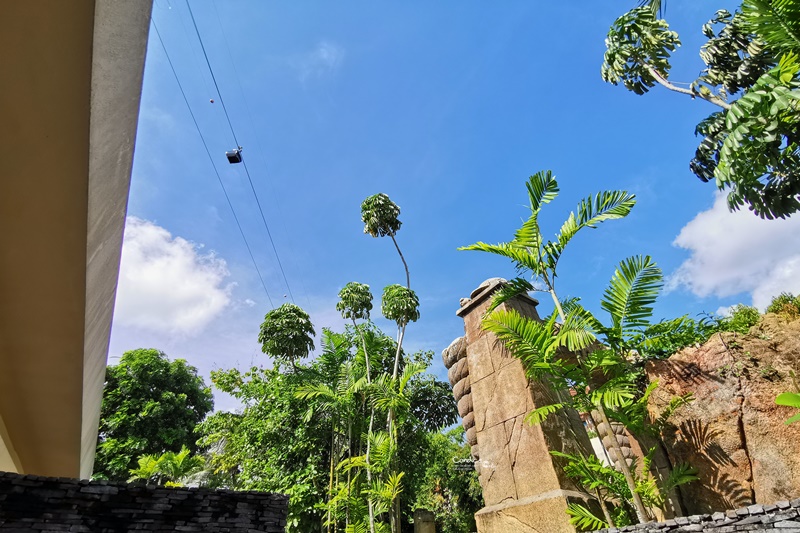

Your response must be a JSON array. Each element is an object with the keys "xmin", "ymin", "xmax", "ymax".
[
  {"xmin": 604, "ymin": 0, "xmax": 800, "ymax": 219},
  {"xmin": 94, "ymin": 348, "xmax": 213, "ymax": 480}
]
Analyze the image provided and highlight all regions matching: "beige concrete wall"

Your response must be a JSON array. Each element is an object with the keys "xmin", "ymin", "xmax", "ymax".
[{"xmin": 0, "ymin": 0, "xmax": 151, "ymax": 478}]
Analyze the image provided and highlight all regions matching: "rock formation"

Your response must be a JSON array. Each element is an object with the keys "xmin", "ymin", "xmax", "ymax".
[{"xmin": 646, "ymin": 314, "xmax": 800, "ymax": 515}]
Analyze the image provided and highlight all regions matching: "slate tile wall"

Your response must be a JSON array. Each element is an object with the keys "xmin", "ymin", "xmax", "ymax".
[
  {"xmin": 0, "ymin": 472, "xmax": 287, "ymax": 532},
  {"xmin": 593, "ymin": 498, "xmax": 800, "ymax": 533}
]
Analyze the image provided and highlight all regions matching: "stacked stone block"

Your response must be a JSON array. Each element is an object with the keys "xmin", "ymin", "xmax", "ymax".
[
  {"xmin": 0, "ymin": 471, "xmax": 288, "ymax": 532},
  {"xmin": 593, "ymin": 498, "xmax": 800, "ymax": 533},
  {"xmin": 442, "ymin": 336, "xmax": 478, "ymax": 459}
]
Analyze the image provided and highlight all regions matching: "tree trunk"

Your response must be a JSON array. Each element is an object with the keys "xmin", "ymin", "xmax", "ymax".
[
  {"xmin": 596, "ymin": 403, "xmax": 649, "ymax": 523},
  {"xmin": 596, "ymin": 488, "xmax": 615, "ymax": 528},
  {"xmin": 390, "ymin": 235, "xmax": 410, "ymax": 289}
]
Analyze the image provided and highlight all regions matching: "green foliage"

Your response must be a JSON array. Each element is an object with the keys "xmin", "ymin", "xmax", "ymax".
[
  {"xmin": 602, "ymin": 7, "xmax": 681, "ymax": 95},
  {"xmin": 716, "ymin": 55, "xmax": 800, "ymax": 218},
  {"xmin": 604, "ymin": 1, "xmax": 800, "ymax": 218},
  {"xmin": 361, "ymin": 193, "xmax": 402, "ymax": 238},
  {"xmin": 199, "ymin": 327, "xmax": 459, "ymax": 533},
  {"xmin": 566, "ymin": 503, "xmax": 609, "ymax": 531},
  {"xmin": 636, "ymin": 316, "xmax": 718, "ymax": 359},
  {"xmin": 776, "ymin": 392, "xmax": 800, "ymax": 423},
  {"xmin": 337, "ymin": 282, "xmax": 374, "ymax": 321},
  {"xmin": 742, "ymin": 0, "xmax": 800, "ymax": 58},
  {"xmin": 258, "ymin": 303, "xmax": 316, "ymax": 368},
  {"xmin": 93, "ymin": 348, "xmax": 213, "ymax": 481},
  {"xmin": 128, "ymin": 446, "xmax": 205, "ymax": 486},
  {"xmin": 412, "ymin": 428, "xmax": 482, "ymax": 533},
  {"xmin": 460, "ymin": 171, "xmax": 635, "ymax": 312},
  {"xmin": 381, "ymin": 285, "xmax": 420, "ymax": 327},
  {"xmin": 767, "ymin": 291, "xmax": 800, "ymax": 317},
  {"xmin": 723, "ymin": 303, "xmax": 761, "ymax": 333}
]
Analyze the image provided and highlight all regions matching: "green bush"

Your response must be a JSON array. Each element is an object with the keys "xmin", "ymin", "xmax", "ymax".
[
  {"xmin": 721, "ymin": 304, "xmax": 761, "ymax": 334},
  {"xmin": 766, "ymin": 292, "xmax": 800, "ymax": 318}
]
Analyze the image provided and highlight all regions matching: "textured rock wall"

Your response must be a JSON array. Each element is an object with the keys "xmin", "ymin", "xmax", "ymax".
[
  {"xmin": 0, "ymin": 471, "xmax": 288, "ymax": 532},
  {"xmin": 646, "ymin": 314, "xmax": 800, "ymax": 515},
  {"xmin": 593, "ymin": 498, "xmax": 800, "ymax": 533}
]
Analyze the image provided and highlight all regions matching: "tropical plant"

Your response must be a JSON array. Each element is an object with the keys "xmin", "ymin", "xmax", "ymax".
[
  {"xmin": 336, "ymin": 282, "xmax": 378, "ymax": 532},
  {"xmin": 258, "ymin": 303, "xmax": 316, "ymax": 370},
  {"xmin": 603, "ymin": 1, "xmax": 800, "ymax": 219},
  {"xmin": 129, "ymin": 446, "xmax": 205, "ymax": 486},
  {"xmin": 459, "ymin": 170, "xmax": 635, "ymax": 319},
  {"xmin": 361, "ymin": 193, "xmax": 410, "ymax": 288},
  {"xmin": 93, "ymin": 348, "xmax": 213, "ymax": 480},
  {"xmin": 766, "ymin": 291, "xmax": 800, "ymax": 317}
]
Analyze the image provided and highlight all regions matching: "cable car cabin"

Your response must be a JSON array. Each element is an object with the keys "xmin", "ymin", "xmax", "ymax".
[{"xmin": 226, "ymin": 147, "xmax": 243, "ymax": 164}]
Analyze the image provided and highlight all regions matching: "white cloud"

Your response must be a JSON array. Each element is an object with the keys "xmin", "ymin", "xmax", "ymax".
[
  {"xmin": 293, "ymin": 41, "xmax": 345, "ymax": 82},
  {"xmin": 668, "ymin": 193, "xmax": 800, "ymax": 309},
  {"xmin": 114, "ymin": 217, "xmax": 232, "ymax": 334}
]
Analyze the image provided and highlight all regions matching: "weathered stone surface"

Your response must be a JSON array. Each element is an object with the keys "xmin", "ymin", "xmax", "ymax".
[
  {"xmin": 646, "ymin": 315, "xmax": 800, "ymax": 515},
  {"xmin": 452, "ymin": 278, "xmax": 595, "ymax": 532},
  {"xmin": 477, "ymin": 492, "xmax": 597, "ymax": 533},
  {"xmin": 0, "ymin": 472, "xmax": 288, "ymax": 532}
]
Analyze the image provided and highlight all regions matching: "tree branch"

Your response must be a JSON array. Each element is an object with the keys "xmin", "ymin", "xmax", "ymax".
[{"xmin": 645, "ymin": 65, "xmax": 732, "ymax": 110}]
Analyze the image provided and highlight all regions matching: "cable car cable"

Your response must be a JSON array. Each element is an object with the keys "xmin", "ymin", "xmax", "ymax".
[
  {"xmin": 211, "ymin": 0, "xmax": 313, "ymax": 309},
  {"xmin": 152, "ymin": 18, "xmax": 274, "ymax": 308},
  {"xmin": 186, "ymin": 0, "xmax": 296, "ymax": 305}
]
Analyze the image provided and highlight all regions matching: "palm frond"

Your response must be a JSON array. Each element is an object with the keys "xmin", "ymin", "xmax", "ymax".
[
  {"xmin": 742, "ymin": 0, "xmax": 800, "ymax": 57},
  {"xmin": 458, "ymin": 242, "xmax": 542, "ymax": 274},
  {"xmin": 526, "ymin": 170, "xmax": 560, "ymax": 212},
  {"xmin": 485, "ymin": 277, "xmax": 535, "ymax": 314},
  {"xmin": 591, "ymin": 375, "xmax": 637, "ymax": 409},
  {"xmin": 482, "ymin": 309, "xmax": 559, "ymax": 374},
  {"xmin": 512, "ymin": 213, "xmax": 543, "ymax": 251},
  {"xmin": 601, "ymin": 255, "xmax": 663, "ymax": 336},
  {"xmin": 577, "ymin": 190, "xmax": 637, "ymax": 228},
  {"xmin": 565, "ymin": 503, "xmax": 608, "ymax": 531},
  {"xmin": 525, "ymin": 403, "xmax": 564, "ymax": 425},
  {"xmin": 663, "ymin": 463, "xmax": 699, "ymax": 493},
  {"xmin": 558, "ymin": 304, "xmax": 602, "ymax": 352}
]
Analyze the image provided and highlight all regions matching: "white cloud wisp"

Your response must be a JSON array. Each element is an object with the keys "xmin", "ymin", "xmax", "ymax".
[
  {"xmin": 114, "ymin": 217, "xmax": 232, "ymax": 334},
  {"xmin": 668, "ymin": 193, "xmax": 800, "ymax": 309}
]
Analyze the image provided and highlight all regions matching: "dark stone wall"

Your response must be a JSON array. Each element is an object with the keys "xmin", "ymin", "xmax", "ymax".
[
  {"xmin": 0, "ymin": 471, "xmax": 287, "ymax": 532},
  {"xmin": 593, "ymin": 498, "xmax": 800, "ymax": 533}
]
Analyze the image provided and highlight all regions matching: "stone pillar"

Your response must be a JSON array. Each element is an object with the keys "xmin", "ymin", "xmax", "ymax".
[
  {"xmin": 447, "ymin": 278, "xmax": 599, "ymax": 533},
  {"xmin": 413, "ymin": 509, "xmax": 436, "ymax": 533}
]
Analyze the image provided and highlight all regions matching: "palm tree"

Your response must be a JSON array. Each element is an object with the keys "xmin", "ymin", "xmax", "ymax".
[
  {"xmin": 128, "ymin": 446, "xmax": 204, "ymax": 486},
  {"xmin": 297, "ymin": 337, "xmax": 367, "ymax": 533},
  {"xmin": 336, "ymin": 282, "xmax": 378, "ymax": 533},
  {"xmin": 258, "ymin": 303, "xmax": 316, "ymax": 371},
  {"xmin": 481, "ymin": 256, "xmax": 663, "ymax": 523},
  {"xmin": 459, "ymin": 170, "xmax": 636, "ymax": 320},
  {"xmin": 361, "ymin": 194, "xmax": 410, "ymax": 289}
]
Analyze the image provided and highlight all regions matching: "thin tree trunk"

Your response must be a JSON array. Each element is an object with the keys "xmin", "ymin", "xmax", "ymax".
[
  {"xmin": 366, "ymin": 409, "xmax": 376, "ymax": 533},
  {"xmin": 354, "ymin": 318, "xmax": 376, "ymax": 533},
  {"xmin": 547, "ymin": 274, "xmax": 648, "ymax": 524},
  {"xmin": 596, "ymin": 488, "xmax": 615, "ymax": 528},
  {"xmin": 596, "ymin": 403, "xmax": 649, "ymax": 523},
  {"xmin": 390, "ymin": 235, "xmax": 410, "ymax": 289},
  {"xmin": 328, "ymin": 421, "xmax": 336, "ymax": 533}
]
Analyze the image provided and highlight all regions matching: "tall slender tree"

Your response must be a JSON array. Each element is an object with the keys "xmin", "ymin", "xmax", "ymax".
[{"xmin": 259, "ymin": 303, "xmax": 316, "ymax": 371}]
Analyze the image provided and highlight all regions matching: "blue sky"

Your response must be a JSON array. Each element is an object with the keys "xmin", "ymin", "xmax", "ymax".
[{"xmin": 109, "ymin": 0, "xmax": 800, "ymax": 411}]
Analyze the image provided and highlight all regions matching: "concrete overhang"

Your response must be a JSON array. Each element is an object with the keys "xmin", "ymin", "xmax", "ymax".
[{"xmin": 0, "ymin": 0, "xmax": 153, "ymax": 478}]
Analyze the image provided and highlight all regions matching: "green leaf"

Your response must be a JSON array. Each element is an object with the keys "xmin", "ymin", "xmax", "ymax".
[
  {"xmin": 525, "ymin": 403, "xmax": 564, "ymax": 425},
  {"xmin": 776, "ymin": 392, "xmax": 800, "ymax": 408}
]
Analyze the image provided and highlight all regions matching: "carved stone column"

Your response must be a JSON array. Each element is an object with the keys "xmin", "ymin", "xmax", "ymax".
[{"xmin": 444, "ymin": 278, "xmax": 599, "ymax": 533}]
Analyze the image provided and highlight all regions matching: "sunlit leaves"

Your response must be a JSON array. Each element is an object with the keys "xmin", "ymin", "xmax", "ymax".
[
  {"xmin": 381, "ymin": 285, "xmax": 420, "ymax": 327},
  {"xmin": 337, "ymin": 282, "xmax": 374, "ymax": 321},
  {"xmin": 258, "ymin": 303, "xmax": 316, "ymax": 367},
  {"xmin": 361, "ymin": 193, "xmax": 402, "ymax": 238},
  {"xmin": 602, "ymin": 7, "xmax": 681, "ymax": 95}
]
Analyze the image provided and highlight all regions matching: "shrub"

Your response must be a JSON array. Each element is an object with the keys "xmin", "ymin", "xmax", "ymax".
[
  {"xmin": 722, "ymin": 304, "xmax": 760, "ymax": 334},
  {"xmin": 766, "ymin": 292, "xmax": 800, "ymax": 319}
]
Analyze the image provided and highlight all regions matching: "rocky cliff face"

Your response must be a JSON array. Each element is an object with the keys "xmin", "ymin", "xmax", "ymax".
[{"xmin": 646, "ymin": 314, "xmax": 800, "ymax": 514}]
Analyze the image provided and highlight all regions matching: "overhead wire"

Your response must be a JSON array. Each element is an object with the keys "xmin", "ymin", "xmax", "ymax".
[
  {"xmin": 185, "ymin": 0, "xmax": 295, "ymax": 304},
  {"xmin": 210, "ymin": 0, "xmax": 313, "ymax": 309},
  {"xmin": 151, "ymin": 18, "xmax": 275, "ymax": 308}
]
